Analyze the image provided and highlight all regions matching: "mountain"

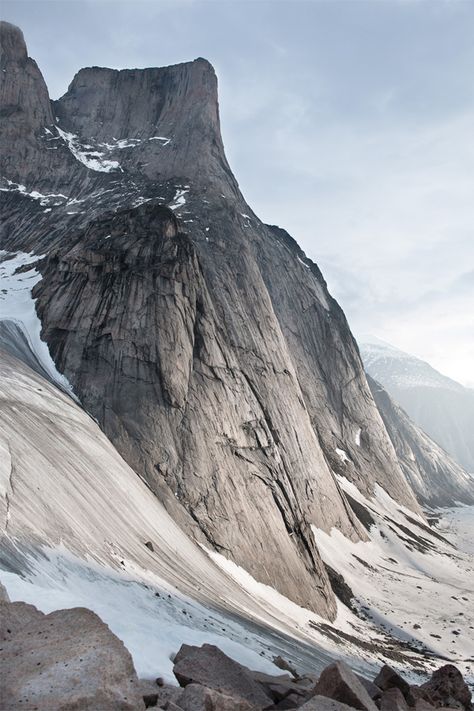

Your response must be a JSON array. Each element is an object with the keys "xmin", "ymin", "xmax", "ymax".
[
  {"xmin": 1, "ymin": 21, "xmax": 474, "ymax": 685},
  {"xmin": 360, "ymin": 337, "xmax": 474, "ymax": 473},
  {"xmin": 367, "ymin": 375, "xmax": 474, "ymax": 507}
]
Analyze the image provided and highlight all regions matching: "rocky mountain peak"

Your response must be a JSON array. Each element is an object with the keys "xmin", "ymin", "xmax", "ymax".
[
  {"xmin": 52, "ymin": 56, "xmax": 231, "ymax": 190},
  {"xmin": 0, "ymin": 21, "xmax": 27, "ymax": 64}
]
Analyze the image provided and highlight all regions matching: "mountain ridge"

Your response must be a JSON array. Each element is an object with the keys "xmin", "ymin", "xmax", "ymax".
[
  {"xmin": 1, "ymin": 20, "xmax": 473, "ymax": 636},
  {"xmin": 360, "ymin": 338, "xmax": 474, "ymax": 472}
]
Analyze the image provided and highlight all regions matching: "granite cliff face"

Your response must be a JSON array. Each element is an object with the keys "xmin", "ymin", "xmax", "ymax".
[{"xmin": 2, "ymin": 20, "xmax": 470, "ymax": 621}]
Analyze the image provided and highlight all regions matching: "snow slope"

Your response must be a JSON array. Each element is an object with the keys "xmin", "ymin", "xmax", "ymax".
[{"xmin": 0, "ymin": 250, "xmax": 76, "ymax": 397}]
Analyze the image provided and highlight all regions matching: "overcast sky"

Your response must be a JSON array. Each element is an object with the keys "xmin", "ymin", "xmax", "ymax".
[{"xmin": 3, "ymin": 0, "xmax": 474, "ymax": 385}]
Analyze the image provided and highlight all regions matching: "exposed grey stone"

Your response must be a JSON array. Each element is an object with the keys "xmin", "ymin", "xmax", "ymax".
[
  {"xmin": 313, "ymin": 661, "xmax": 378, "ymax": 711},
  {"xmin": 373, "ymin": 666, "xmax": 410, "ymax": 697},
  {"xmin": 299, "ymin": 694, "xmax": 360, "ymax": 710},
  {"xmin": 0, "ymin": 603, "xmax": 144, "ymax": 710},
  {"xmin": 0, "ymin": 599, "xmax": 45, "ymax": 641},
  {"xmin": 250, "ymin": 669, "xmax": 307, "ymax": 702},
  {"xmin": 355, "ymin": 674, "xmax": 381, "ymax": 701},
  {"xmin": 177, "ymin": 683, "xmax": 257, "ymax": 710},
  {"xmin": 380, "ymin": 688, "xmax": 409, "ymax": 711},
  {"xmin": 419, "ymin": 665, "xmax": 472, "ymax": 710},
  {"xmin": 138, "ymin": 680, "xmax": 182, "ymax": 709},
  {"xmin": 273, "ymin": 655, "xmax": 299, "ymax": 678},
  {"xmin": 173, "ymin": 643, "xmax": 272, "ymax": 707},
  {"xmin": 275, "ymin": 693, "xmax": 306, "ymax": 709},
  {"xmin": 0, "ymin": 581, "xmax": 10, "ymax": 602}
]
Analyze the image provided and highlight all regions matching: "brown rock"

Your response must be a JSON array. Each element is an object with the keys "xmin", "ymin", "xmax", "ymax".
[
  {"xmin": 380, "ymin": 688, "xmax": 409, "ymax": 711},
  {"xmin": 177, "ymin": 683, "xmax": 257, "ymax": 710},
  {"xmin": 356, "ymin": 674, "xmax": 381, "ymax": 701},
  {"xmin": 143, "ymin": 692, "xmax": 159, "ymax": 708},
  {"xmin": 138, "ymin": 681, "xmax": 182, "ymax": 709},
  {"xmin": 0, "ymin": 599, "xmax": 45, "ymax": 641},
  {"xmin": 299, "ymin": 694, "xmax": 362, "ymax": 710},
  {"xmin": 273, "ymin": 655, "xmax": 299, "ymax": 678},
  {"xmin": 419, "ymin": 665, "xmax": 472, "ymax": 710},
  {"xmin": 250, "ymin": 669, "xmax": 307, "ymax": 702},
  {"xmin": 374, "ymin": 666, "xmax": 410, "ymax": 697},
  {"xmin": 313, "ymin": 661, "xmax": 378, "ymax": 711},
  {"xmin": 173, "ymin": 643, "xmax": 273, "ymax": 707},
  {"xmin": 275, "ymin": 692, "xmax": 305, "ymax": 709},
  {"xmin": 0, "ymin": 603, "xmax": 143, "ymax": 710},
  {"xmin": 414, "ymin": 701, "xmax": 436, "ymax": 711}
]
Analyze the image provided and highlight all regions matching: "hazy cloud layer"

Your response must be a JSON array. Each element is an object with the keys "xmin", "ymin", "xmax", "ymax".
[{"xmin": 2, "ymin": 0, "xmax": 473, "ymax": 385}]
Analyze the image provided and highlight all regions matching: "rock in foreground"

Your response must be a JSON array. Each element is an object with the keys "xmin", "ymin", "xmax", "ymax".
[{"xmin": 0, "ymin": 601, "xmax": 143, "ymax": 710}]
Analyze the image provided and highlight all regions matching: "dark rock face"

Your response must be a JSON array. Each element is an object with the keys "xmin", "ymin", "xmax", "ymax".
[
  {"xmin": 2, "ymin": 21, "xmax": 462, "ymax": 620},
  {"xmin": 324, "ymin": 563, "xmax": 355, "ymax": 610},
  {"xmin": 368, "ymin": 376, "xmax": 474, "ymax": 507}
]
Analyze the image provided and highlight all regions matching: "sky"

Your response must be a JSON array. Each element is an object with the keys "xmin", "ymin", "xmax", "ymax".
[{"xmin": 2, "ymin": 0, "xmax": 474, "ymax": 386}]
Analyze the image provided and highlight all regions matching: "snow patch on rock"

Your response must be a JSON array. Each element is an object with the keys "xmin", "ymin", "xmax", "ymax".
[{"xmin": 0, "ymin": 251, "xmax": 76, "ymax": 397}]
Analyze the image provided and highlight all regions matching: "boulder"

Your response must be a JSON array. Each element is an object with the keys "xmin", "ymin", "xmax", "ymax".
[
  {"xmin": 138, "ymin": 680, "xmax": 182, "ymax": 709},
  {"xmin": 356, "ymin": 674, "xmax": 381, "ymax": 701},
  {"xmin": 273, "ymin": 655, "xmax": 299, "ymax": 678},
  {"xmin": 173, "ymin": 643, "xmax": 273, "ymax": 707},
  {"xmin": 312, "ymin": 661, "xmax": 378, "ymax": 711},
  {"xmin": 380, "ymin": 688, "xmax": 409, "ymax": 711},
  {"xmin": 0, "ymin": 599, "xmax": 45, "ymax": 641},
  {"xmin": 414, "ymin": 701, "xmax": 437, "ymax": 711},
  {"xmin": 0, "ymin": 603, "xmax": 144, "ymax": 710},
  {"xmin": 419, "ymin": 665, "xmax": 472, "ymax": 710},
  {"xmin": 177, "ymin": 683, "xmax": 257, "ymax": 710},
  {"xmin": 0, "ymin": 581, "xmax": 10, "ymax": 602},
  {"xmin": 373, "ymin": 666, "xmax": 410, "ymax": 698},
  {"xmin": 250, "ymin": 670, "xmax": 307, "ymax": 703},
  {"xmin": 275, "ymin": 692, "xmax": 306, "ymax": 709},
  {"xmin": 299, "ymin": 695, "xmax": 362, "ymax": 710},
  {"xmin": 143, "ymin": 692, "xmax": 159, "ymax": 708}
]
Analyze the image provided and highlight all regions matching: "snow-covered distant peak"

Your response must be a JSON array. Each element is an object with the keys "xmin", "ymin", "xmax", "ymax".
[{"xmin": 359, "ymin": 336, "xmax": 464, "ymax": 392}]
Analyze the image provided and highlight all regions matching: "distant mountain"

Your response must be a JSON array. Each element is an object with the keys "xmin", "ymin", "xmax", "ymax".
[
  {"xmin": 360, "ymin": 337, "xmax": 474, "ymax": 472},
  {"xmin": 367, "ymin": 374, "xmax": 474, "ymax": 507}
]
